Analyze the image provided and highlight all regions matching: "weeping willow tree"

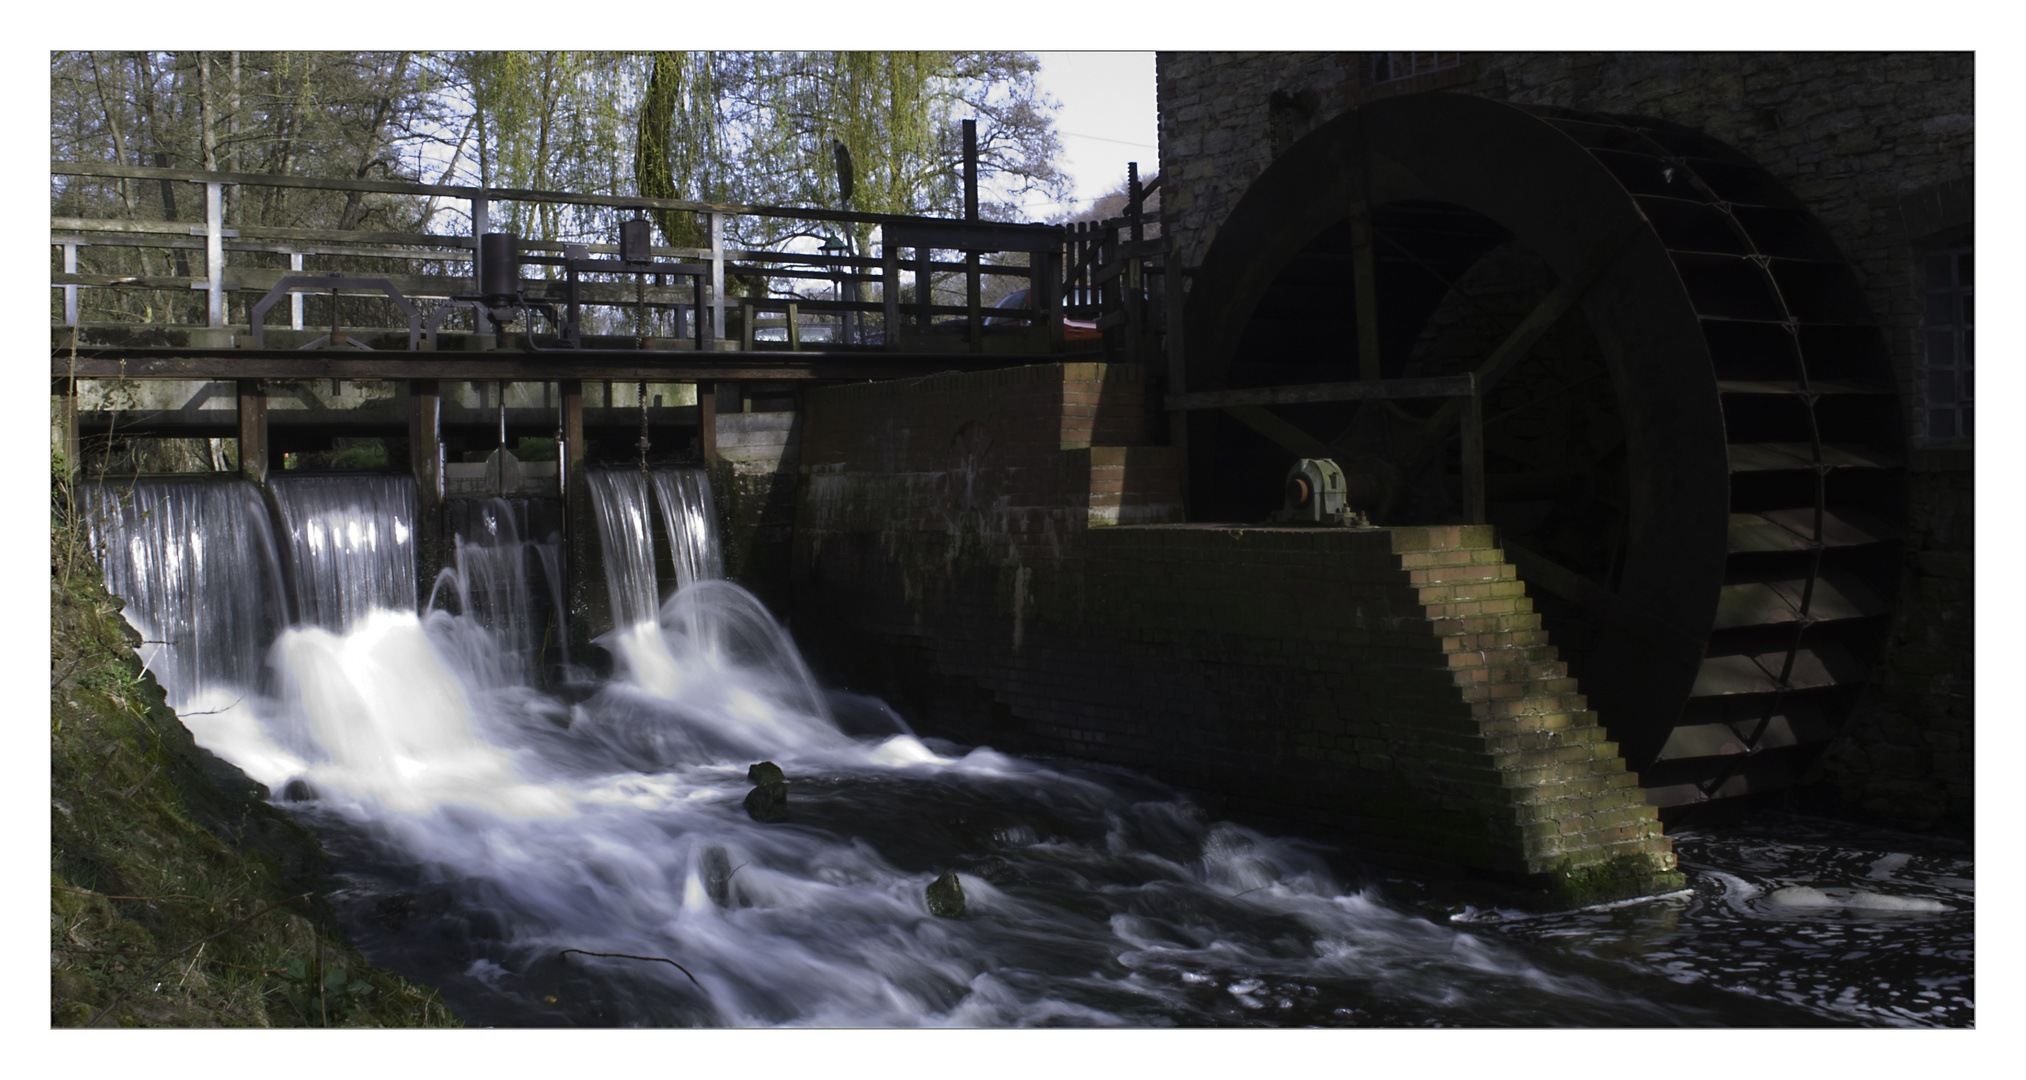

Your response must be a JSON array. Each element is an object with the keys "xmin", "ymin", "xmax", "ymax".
[
  {"xmin": 633, "ymin": 50, "xmax": 1066, "ymax": 260},
  {"xmin": 456, "ymin": 51, "xmax": 638, "ymax": 246}
]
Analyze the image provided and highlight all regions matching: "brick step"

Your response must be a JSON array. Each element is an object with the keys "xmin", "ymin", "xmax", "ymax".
[
  {"xmin": 1416, "ymin": 578, "xmax": 1528, "ymax": 605},
  {"xmin": 1429, "ymin": 611, "xmax": 1544, "ymax": 637},
  {"xmin": 1452, "ymin": 660, "xmax": 1568, "ymax": 688},
  {"xmin": 1441, "ymin": 628, "xmax": 1552, "ymax": 653},
  {"xmin": 1474, "ymin": 710, "xmax": 1605, "ymax": 738},
  {"xmin": 1472, "ymin": 691, "xmax": 1592, "ymax": 718},
  {"xmin": 1460, "ymin": 674, "xmax": 1578, "ymax": 703},
  {"xmin": 1443, "ymin": 643, "xmax": 1559, "ymax": 669},
  {"xmin": 1406, "ymin": 561, "xmax": 1519, "ymax": 586},
  {"xmin": 1491, "ymin": 741, "xmax": 1623, "ymax": 771},
  {"xmin": 1504, "ymin": 768, "xmax": 1642, "ymax": 804},
  {"xmin": 1506, "ymin": 788, "xmax": 1657, "ymax": 824},
  {"xmin": 1483, "ymin": 724, "xmax": 1611, "ymax": 754}
]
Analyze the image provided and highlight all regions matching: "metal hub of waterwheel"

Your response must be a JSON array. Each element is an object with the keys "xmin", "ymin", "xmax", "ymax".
[{"xmin": 1183, "ymin": 92, "xmax": 1907, "ymax": 818}]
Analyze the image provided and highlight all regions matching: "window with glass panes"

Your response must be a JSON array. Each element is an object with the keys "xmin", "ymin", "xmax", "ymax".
[{"xmin": 1924, "ymin": 247, "xmax": 1972, "ymax": 440}]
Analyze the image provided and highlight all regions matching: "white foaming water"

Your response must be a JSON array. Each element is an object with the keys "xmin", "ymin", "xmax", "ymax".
[{"xmin": 85, "ymin": 474, "xmax": 1969, "ymax": 1027}]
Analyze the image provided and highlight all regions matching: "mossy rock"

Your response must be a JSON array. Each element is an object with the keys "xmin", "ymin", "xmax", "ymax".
[{"xmin": 926, "ymin": 871, "xmax": 965, "ymax": 918}]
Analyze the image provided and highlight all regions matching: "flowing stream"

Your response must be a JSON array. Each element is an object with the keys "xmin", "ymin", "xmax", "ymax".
[{"xmin": 82, "ymin": 472, "xmax": 1974, "ymax": 1027}]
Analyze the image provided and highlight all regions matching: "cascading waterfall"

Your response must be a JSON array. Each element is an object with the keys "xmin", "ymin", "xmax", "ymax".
[
  {"xmin": 651, "ymin": 467, "xmax": 723, "ymax": 589},
  {"xmin": 269, "ymin": 475, "xmax": 417, "ymax": 632},
  {"xmin": 82, "ymin": 468, "xmax": 1974, "ymax": 1028},
  {"xmin": 80, "ymin": 477, "xmax": 288, "ymax": 709},
  {"xmin": 433, "ymin": 498, "xmax": 566, "ymax": 682}
]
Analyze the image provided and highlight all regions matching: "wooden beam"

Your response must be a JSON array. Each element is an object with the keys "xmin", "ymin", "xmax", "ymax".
[
  {"xmin": 1460, "ymin": 383, "xmax": 1485, "ymax": 524},
  {"xmin": 409, "ymin": 378, "xmax": 442, "ymax": 503},
  {"xmin": 237, "ymin": 379, "xmax": 267, "ymax": 485},
  {"xmin": 1166, "ymin": 374, "xmax": 1474, "ymax": 411},
  {"xmin": 697, "ymin": 382, "xmax": 718, "ymax": 462},
  {"xmin": 1223, "ymin": 403, "xmax": 1334, "ymax": 460}
]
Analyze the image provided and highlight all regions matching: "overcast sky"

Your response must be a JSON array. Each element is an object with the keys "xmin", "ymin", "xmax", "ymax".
[{"xmin": 1027, "ymin": 52, "xmax": 1159, "ymax": 221}]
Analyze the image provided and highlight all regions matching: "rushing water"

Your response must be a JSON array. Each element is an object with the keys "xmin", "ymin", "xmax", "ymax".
[{"xmin": 83, "ymin": 474, "xmax": 1974, "ymax": 1028}]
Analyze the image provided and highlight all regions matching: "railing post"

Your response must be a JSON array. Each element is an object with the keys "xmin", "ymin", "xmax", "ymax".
[
  {"xmin": 62, "ymin": 243, "xmax": 78, "ymax": 326},
  {"xmin": 882, "ymin": 238, "xmax": 900, "ymax": 351},
  {"xmin": 710, "ymin": 212, "xmax": 725, "ymax": 350},
  {"xmin": 1165, "ymin": 249, "xmax": 1188, "ymax": 514},
  {"xmin": 1045, "ymin": 241, "xmax": 1065, "ymax": 355},
  {"xmin": 1461, "ymin": 373, "xmax": 1485, "ymax": 524},
  {"xmin": 205, "ymin": 180, "xmax": 225, "ymax": 328},
  {"xmin": 289, "ymin": 252, "xmax": 305, "ymax": 330}
]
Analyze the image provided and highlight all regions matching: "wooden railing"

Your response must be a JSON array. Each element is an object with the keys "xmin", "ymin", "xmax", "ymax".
[{"xmin": 51, "ymin": 161, "xmax": 1179, "ymax": 363}]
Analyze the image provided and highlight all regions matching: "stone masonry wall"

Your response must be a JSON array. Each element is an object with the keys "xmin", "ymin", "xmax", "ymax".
[
  {"xmin": 792, "ymin": 362, "xmax": 1680, "ymax": 904},
  {"xmin": 1155, "ymin": 51, "xmax": 1973, "ymax": 831}
]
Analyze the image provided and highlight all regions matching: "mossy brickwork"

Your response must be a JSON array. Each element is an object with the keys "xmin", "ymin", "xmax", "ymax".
[{"xmin": 793, "ymin": 363, "xmax": 1680, "ymax": 905}]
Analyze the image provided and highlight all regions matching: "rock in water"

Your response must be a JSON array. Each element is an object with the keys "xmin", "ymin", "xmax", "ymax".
[
  {"xmin": 744, "ymin": 782, "xmax": 788, "ymax": 823},
  {"xmin": 748, "ymin": 761, "xmax": 785, "ymax": 786},
  {"xmin": 701, "ymin": 845, "xmax": 735, "ymax": 907},
  {"xmin": 926, "ymin": 871, "xmax": 965, "ymax": 918}
]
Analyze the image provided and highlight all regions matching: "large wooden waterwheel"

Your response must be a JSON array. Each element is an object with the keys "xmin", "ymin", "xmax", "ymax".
[{"xmin": 1183, "ymin": 92, "xmax": 1907, "ymax": 816}]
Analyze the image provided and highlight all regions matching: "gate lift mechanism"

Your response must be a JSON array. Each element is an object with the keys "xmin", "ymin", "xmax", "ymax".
[{"xmin": 468, "ymin": 220, "xmax": 716, "ymax": 352}]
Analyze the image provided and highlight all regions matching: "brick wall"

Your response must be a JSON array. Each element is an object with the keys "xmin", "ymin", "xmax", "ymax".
[
  {"xmin": 792, "ymin": 362, "xmax": 1680, "ymax": 905},
  {"xmin": 1154, "ymin": 51, "xmax": 1973, "ymax": 831}
]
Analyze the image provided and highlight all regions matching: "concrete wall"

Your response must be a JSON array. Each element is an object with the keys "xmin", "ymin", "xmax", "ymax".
[
  {"xmin": 1154, "ymin": 51, "xmax": 1973, "ymax": 832},
  {"xmin": 792, "ymin": 362, "xmax": 1681, "ymax": 905}
]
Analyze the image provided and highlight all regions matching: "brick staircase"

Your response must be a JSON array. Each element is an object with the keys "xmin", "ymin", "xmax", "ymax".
[{"xmin": 1396, "ymin": 525, "xmax": 1681, "ymax": 897}]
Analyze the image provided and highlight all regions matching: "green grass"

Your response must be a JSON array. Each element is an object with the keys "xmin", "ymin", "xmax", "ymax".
[{"xmin": 49, "ymin": 459, "xmax": 459, "ymax": 1028}]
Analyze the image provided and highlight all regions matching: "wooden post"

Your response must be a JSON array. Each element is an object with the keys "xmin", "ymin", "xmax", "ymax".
[
  {"xmin": 54, "ymin": 378, "xmax": 81, "ymax": 473},
  {"xmin": 560, "ymin": 379, "xmax": 585, "ymax": 476},
  {"xmin": 697, "ymin": 381, "xmax": 718, "ymax": 462},
  {"xmin": 1460, "ymin": 374, "xmax": 1485, "ymax": 524},
  {"xmin": 408, "ymin": 378, "xmax": 445, "ymax": 602},
  {"xmin": 1044, "ymin": 243, "xmax": 1065, "ymax": 355},
  {"xmin": 882, "ymin": 241, "xmax": 900, "ymax": 351},
  {"xmin": 964, "ymin": 119, "xmax": 982, "ymax": 353},
  {"xmin": 237, "ymin": 378, "xmax": 267, "ymax": 485},
  {"xmin": 409, "ymin": 378, "xmax": 442, "ymax": 505},
  {"xmin": 1165, "ymin": 250, "xmax": 1189, "ymax": 515},
  {"xmin": 916, "ymin": 248, "xmax": 932, "ymax": 328}
]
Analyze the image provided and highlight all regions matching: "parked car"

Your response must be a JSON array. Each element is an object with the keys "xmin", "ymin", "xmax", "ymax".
[{"xmin": 983, "ymin": 288, "xmax": 1101, "ymax": 342}]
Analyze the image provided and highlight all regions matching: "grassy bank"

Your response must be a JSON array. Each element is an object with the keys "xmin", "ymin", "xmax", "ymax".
[{"xmin": 49, "ymin": 459, "xmax": 458, "ymax": 1028}]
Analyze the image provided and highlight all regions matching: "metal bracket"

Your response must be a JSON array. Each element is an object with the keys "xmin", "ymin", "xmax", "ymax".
[{"xmin": 249, "ymin": 274, "xmax": 421, "ymax": 350}]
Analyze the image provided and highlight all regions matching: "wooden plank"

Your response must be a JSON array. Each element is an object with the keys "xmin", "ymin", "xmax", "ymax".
[
  {"xmin": 884, "ymin": 219, "xmax": 1062, "ymax": 254},
  {"xmin": 1166, "ymin": 374, "xmax": 1474, "ymax": 410}
]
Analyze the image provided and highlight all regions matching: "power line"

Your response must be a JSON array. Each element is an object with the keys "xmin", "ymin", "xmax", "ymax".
[{"xmin": 1057, "ymin": 130, "xmax": 1159, "ymax": 150}]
